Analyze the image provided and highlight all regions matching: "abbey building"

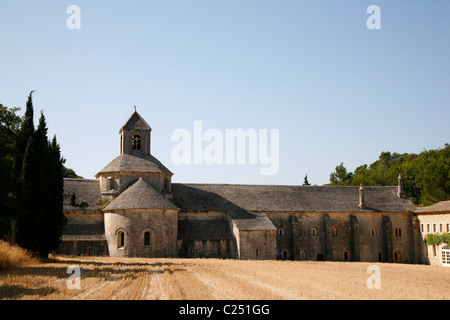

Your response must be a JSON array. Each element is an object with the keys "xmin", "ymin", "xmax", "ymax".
[{"xmin": 59, "ymin": 110, "xmax": 437, "ymax": 264}]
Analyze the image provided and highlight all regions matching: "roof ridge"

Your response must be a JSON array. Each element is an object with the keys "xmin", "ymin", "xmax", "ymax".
[{"xmin": 172, "ymin": 183, "xmax": 397, "ymax": 188}]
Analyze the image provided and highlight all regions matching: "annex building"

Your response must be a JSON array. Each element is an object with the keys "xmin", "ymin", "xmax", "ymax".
[{"xmin": 59, "ymin": 110, "xmax": 440, "ymax": 264}]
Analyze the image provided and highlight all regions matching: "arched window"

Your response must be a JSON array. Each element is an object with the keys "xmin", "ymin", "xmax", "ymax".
[
  {"xmin": 378, "ymin": 251, "xmax": 383, "ymax": 262},
  {"xmin": 281, "ymin": 249, "xmax": 288, "ymax": 260},
  {"xmin": 132, "ymin": 134, "xmax": 141, "ymax": 150},
  {"xmin": 168, "ymin": 229, "xmax": 173, "ymax": 246},
  {"xmin": 256, "ymin": 248, "xmax": 260, "ymax": 258},
  {"xmin": 117, "ymin": 230, "xmax": 125, "ymax": 249},
  {"xmin": 331, "ymin": 226, "xmax": 337, "ymax": 236},
  {"xmin": 312, "ymin": 227, "xmax": 318, "ymax": 236},
  {"xmin": 398, "ymin": 228, "xmax": 402, "ymax": 237},
  {"xmin": 278, "ymin": 228, "xmax": 284, "ymax": 237},
  {"xmin": 144, "ymin": 231, "xmax": 151, "ymax": 247},
  {"xmin": 344, "ymin": 251, "xmax": 348, "ymax": 261},
  {"xmin": 394, "ymin": 250, "xmax": 400, "ymax": 262},
  {"xmin": 301, "ymin": 250, "xmax": 307, "ymax": 260},
  {"xmin": 371, "ymin": 227, "xmax": 377, "ymax": 237}
]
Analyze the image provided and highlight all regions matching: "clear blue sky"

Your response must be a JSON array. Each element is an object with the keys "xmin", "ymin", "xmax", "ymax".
[{"xmin": 1, "ymin": 1, "xmax": 449, "ymax": 185}]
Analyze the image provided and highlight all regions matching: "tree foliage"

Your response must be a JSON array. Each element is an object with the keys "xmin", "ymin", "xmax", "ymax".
[
  {"xmin": 328, "ymin": 145, "xmax": 450, "ymax": 205},
  {"xmin": 425, "ymin": 233, "xmax": 450, "ymax": 246},
  {"xmin": 0, "ymin": 92, "xmax": 67, "ymax": 256}
]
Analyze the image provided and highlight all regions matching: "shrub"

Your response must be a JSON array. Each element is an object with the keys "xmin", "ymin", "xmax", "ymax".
[{"xmin": 0, "ymin": 240, "xmax": 38, "ymax": 270}]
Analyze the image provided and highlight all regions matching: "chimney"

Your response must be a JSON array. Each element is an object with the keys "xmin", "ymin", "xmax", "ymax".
[
  {"xmin": 359, "ymin": 184, "xmax": 365, "ymax": 209},
  {"xmin": 397, "ymin": 173, "xmax": 404, "ymax": 198}
]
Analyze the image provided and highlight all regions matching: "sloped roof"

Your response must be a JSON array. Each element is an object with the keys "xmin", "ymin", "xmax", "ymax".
[
  {"xmin": 63, "ymin": 179, "xmax": 101, "ymax": 211},
  {"xmin": 415, "ymin": 200, "xmax": 450, "ymax": 214},
  {"xmin": 178, "ymin": 219, "xmax": 232, "ymax": 240},
  {"xmin": 120, "ymin": 110, "xmax": 151, "ymax": 132},
  {"xmin": 228, "ymin": 211, "xmax": 277, "ymax": 231},
  {"xmin": 104, "ymin": 178, "xmax": 179, "ymax": 211},
  {"xmin": 61, "ymin": 223, "xmax": 106, "ymax": 241},
  {"xmin": 171, "ymin": 184, "xmax": 414, "ymax": 213},
  {"xmin": 96, "ymin": 153, "xmax": 173, "ymax": 176}
]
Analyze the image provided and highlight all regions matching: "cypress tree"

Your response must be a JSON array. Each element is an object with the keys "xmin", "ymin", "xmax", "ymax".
[
  {"xmin": 14, "ymin": 91, "xmax": 35, "ymax": 176},
  {"xmin": 11, "ymin": 91, "xmax": 36, "ymax": 245},
  {"xmin": 41, "ymin": 136, "xmax": 66, "ymax": 255},
  {"xmin": 16, "ymin": 134, "xmax": 38, "ymax": 250},
  {"xmin": 4, "ymin": 92, "xmax": 67, "ymax": 255}
]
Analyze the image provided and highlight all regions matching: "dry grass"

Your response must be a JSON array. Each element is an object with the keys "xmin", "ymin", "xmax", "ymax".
[
  {"xmin": 0, "ymin": 255, "xmax": 449, "ymax": 300},
  {"xmin": 0, "ymin": 240, "xmax": 39, "ymax": 270}
]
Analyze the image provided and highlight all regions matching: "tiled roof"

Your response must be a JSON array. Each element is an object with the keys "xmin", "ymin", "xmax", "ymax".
[
  {"xmin": 178, "ymin": 219, "xmax": 233, "ymax": 240},
  {"xmin": 171, "ymin": 184, "xmax": 414, "ymax": 213},
  {"xmin": 414, "ymin": 200, "xmax": 450, "ymax": 213},
  {"xmin": 96, "ymin": 153, "xmax": 173, "ymax": 176},
  {"xmin": 61, "ymin": 223, "xmax": 106, "ymax": 241},
  {"xmin": 63, "ymin": 179, "xmax": 101, "ymax": 211},
  {"xmin": 104, "ymin": 178, "xmax": 179, "ymax": 211},
  {"xmin": 120, "ymin": 110, "xmax": 151, "ymax": 132}
]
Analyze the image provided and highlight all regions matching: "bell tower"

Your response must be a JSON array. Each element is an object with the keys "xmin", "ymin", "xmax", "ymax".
[{"xmin": 119, "ymin": 107, "xmax": 152, "ymax": 155}]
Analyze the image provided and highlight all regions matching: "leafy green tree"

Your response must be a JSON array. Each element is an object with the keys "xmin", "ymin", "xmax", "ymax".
[
  {"xmin": 63, "ymin": 166, "xmax": 83, "ymax": 179},
  {"xmin": 329, "ymin": 162, "xmax": 353, "ymax": 186},
  {"xmin": 329, "ymin": 145, "xmax": 450, "ymax": 205},
  {"xmin": 0, "ymin": 104, "xmax": 22, "ymax": 240}
]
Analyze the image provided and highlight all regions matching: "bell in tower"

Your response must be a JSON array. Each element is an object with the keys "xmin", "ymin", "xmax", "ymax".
[{"xmin": 119, "ymin": 106, "xmax": 152, "ymax": 155}]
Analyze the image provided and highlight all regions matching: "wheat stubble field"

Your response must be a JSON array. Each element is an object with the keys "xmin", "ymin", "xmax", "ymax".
[{"xmin": 1, "ymin": 255, "xmax": 449, "ymax": 300}]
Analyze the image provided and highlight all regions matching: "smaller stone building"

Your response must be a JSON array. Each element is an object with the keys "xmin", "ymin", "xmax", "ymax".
[{"xmin": 415, "ymin": 201, "xmax": 450, "ymax": 267}]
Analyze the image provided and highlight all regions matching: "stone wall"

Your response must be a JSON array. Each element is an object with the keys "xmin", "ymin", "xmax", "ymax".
[
  {"xmin": 58, "ymin": 240, "xmax": 109, "ymax": 256},
  {"xmin": 104, "ymin": 209, "xmax": 178, "ymax": 257},
  {"xmin": 416, "ymin": 213, "xmax": 450, "ymax": 265},
  {"xmin": 99, "ymin": 171, "xmax": 171, "ymax": 196},
  {"xmin": 177, "ymin": 239, "xmax": 233, "ymax": 259},
  {"xmin": 267, "ymin": 211, "xmax": 415, "ymax": 263},
  {"xmin": 235, "ymin": 230, "xmax": 277, "ymax": 260}
]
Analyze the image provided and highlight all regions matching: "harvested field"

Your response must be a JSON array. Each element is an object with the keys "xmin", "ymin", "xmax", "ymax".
[{"xmin": 0, "ymin": 256, "xmax": 449, "ymax": 300}]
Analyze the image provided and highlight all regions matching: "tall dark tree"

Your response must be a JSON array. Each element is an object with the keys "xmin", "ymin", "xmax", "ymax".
[
  {"xmin": 8, "ymin": 93, "xmax": 67, "ymax": 256},
  {"xmin": 41, "ymin": 136, "xmax": 67, "ymax": 255},
  {"xmin": 14, "ymin": 91, "xmax": 35, "ymax": 176}
]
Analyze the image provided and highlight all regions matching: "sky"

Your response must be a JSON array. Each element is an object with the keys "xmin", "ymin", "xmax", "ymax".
[{"xmin": 0, "ymin": 1, "xmax": 449, "ymax": 186}]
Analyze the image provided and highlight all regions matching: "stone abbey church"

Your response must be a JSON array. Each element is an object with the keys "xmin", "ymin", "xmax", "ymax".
[{"xmin": 60, "ymin": 110, "xmax": 427, "ymax": 263}]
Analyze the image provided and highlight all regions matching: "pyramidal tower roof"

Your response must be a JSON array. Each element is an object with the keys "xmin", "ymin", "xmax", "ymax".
[{"xmin": 120, "ymin": 108, "xmax": 151, "ymax": 133}]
